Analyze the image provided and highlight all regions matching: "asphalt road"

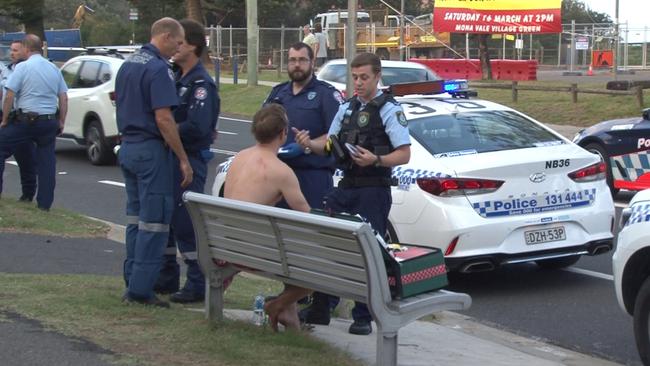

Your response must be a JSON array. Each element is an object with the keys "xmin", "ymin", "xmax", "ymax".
[{"xmin": 0, "ymin": 114, "xmax": 641, "ymax": 365}]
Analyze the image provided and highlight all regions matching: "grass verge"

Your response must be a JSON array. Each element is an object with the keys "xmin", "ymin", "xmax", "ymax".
[
  {"xmin": 0, "ymin": 273, "xmax": 361, "ymax": 366},
  {"xmin": 217, "ymin": 81, "xmax": 648, "ymax": 127},
  {"xmin": 219, "ymin": 84, "xmax": 272, "ymax": 117},
  {"xmin": 471, "ymin": 80, "xmax": 649, "ymax": 126},
  {"xmin": 0, "ymin": 197, "xmax": 109, "ymax": 237}
]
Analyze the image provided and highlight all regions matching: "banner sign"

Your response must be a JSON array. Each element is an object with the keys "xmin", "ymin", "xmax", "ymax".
[{"xmin": 433, "ymin": 0, "xmax": 562, "ymax": 34}]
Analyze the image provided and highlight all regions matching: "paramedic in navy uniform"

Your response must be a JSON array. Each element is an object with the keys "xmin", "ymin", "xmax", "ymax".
[
  {"xmin": 155, "ymin": 18, "xmax": 220, "ymax": 303},
  {"xmin": 294, "ymin": 52, "xmax": 411, "ymax": 335},
  {"xmin": 263, "ymin": 41, "xmax": 342, "ymax": 210},
  {"xmin": 116, "ymin": 17, "xmax": 193, "ymax": 308},
  {"xmin": 0, "ymin": 34, "xmax": 67, "ymax": 211}
]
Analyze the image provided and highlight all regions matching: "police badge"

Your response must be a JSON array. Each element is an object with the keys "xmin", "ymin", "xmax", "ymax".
[
  {"xmin": 396, "ymin": 110, "xmax": 408, "ymax": 126},
  {"xmin": 358, "ymin": 112, "xmax": 370, "ymax": 127},
  {"xmin": 307, "ymin": 91, "xmax": 317, "ymax": 100}
]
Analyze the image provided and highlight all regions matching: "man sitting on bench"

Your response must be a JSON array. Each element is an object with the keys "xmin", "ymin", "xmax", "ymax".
[{"xmin": 224, "ymin": 103, "xmax": 312, "ymax": 331}]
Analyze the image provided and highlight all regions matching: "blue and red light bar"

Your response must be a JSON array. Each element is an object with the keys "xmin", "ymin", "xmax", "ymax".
[{"xmin": 388, "ymin": 80, "xmax": 476, "ymax": 98}]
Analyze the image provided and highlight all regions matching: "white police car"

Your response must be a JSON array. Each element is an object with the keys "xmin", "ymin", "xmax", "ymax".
[
  {"xmin": 613, "ymin": 189, "xmax": 650, "ymax": 364},
  {"xmin": 213, "ymin": 80, "xmax": 615, "ymax": 272}
]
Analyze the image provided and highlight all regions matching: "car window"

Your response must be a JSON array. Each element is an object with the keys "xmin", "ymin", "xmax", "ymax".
[
  {"xmin": 77, "ymin": 61, "xmax": 101, "ymax": 88},
  {"xmin": 61, "ymin": 61, "xmax": 82, "ymax": 88},
  {"xmin": 319, "ymin": 64, "xmax": 347, "ymax": 84},
  {"xmin": 97, "ymin": 63, "xmax": 111, "ymax": 85},
  {"xmin": 409, "ymin": 111, "xmax": 563, "ymax": 155},
  {"xmin": 413, "ymin": 14, "xmax": 432, "ymax": 26},
  {"xmin": 381, "ymin": 67, "xmax": 440, "ymax": 85}
]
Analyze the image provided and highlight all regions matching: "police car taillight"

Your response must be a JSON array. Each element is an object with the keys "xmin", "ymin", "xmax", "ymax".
[
  {"xmin": 388, "ymin": 79, "xmax": 476, "ymax": 98},
  {"xmin": 416, "ymin": 177, "xmax": 504, "ymax": 197},
  {"xmin": 568, "ymin": 162, "xmax": 606, "ymax": 182}
]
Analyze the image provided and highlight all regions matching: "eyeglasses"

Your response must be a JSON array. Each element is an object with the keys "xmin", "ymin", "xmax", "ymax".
[{"xmin": 288, "ymin": 57, "xmax": 310, "ymax": 65}]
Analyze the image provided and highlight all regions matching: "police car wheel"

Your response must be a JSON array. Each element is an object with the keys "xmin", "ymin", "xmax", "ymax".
[
  {"xmin": 85, "ymin": 120, "xmax": 114, "ymax": 165},
  {"xmin": 535, "ymin": 255, "xmax": 580, "ymax": 269},
  {"xmin": 633, "ymin": 276, "xmax": 650, "ymax": 365},
  {"xmin": 584, "ymin": 143, "xmax": 619, "ymax": 197}
]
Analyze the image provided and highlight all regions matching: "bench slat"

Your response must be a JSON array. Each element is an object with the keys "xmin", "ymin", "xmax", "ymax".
[
  {"xmin": 276, "ymin": 222, "xmax": 362, "ymax": 253},
  {"xmin": 201, "ymin": 207, "xmax": 276, "ymax": 235},
  {"xmin": 205, "ymin": 221, "xmax": 277, "ymax": 248},
  {"xmin": 207, "ymin": 234, "xmax": 282, "ymax": 264},
  {"xmin": 209, "ymin": 247, "xmax": 284, "ymax": 275},
  {"xmin": 283, "ymin": 240, "xmax": 364, "ymax": 267},
  {"xmin": 286, "ymin": 252, "xmax": 367, "ymax": 283},
  {"xmin": 287, "ymin": 267, "xmax": 367, "ymax": 299}
]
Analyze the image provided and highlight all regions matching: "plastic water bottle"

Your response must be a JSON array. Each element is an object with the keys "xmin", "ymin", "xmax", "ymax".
[{"xmin": 252, "ymin": 293, "xmax": 265, "ymax": 326}]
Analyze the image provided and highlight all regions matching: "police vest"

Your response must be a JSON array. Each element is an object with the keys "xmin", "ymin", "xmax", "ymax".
[{"xmin": 338, "ymin": 94, "xmax": 394, "ymax": 187}]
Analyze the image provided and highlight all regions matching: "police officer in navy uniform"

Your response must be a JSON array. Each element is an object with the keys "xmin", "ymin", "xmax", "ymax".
[
  {"xmin": 263, "ymin": 41, "xmax": 342, "ymax": 210},
  {"xmin": 0, "ymin": 39, "xmax": 37, "ymax": 202},
  {"xmin": 116, "ymin": 17, "xmax": 193, "ymax": 308},
  {"xmin": 155, "ymin": 19, "xmax": 220, "ymax": 303},
  {"xmin": 295, "ymin": 52, "xmax": 411, "ymax": 335},
  {"xmin": 0, "ymin": 35, "xmax": 67, "ymax": 211}
]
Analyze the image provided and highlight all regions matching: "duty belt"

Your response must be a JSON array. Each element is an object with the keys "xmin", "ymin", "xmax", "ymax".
[
  {"xmin": 339, "ymin": 176, "xmax": 397, "ymax": 188},
  {"xmin": 14, "ymin": 111, "xmax": 57, "ymax": 123}
]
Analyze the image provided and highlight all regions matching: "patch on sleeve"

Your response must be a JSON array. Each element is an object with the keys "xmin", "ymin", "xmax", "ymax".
[
  {"xmin": 334, "ymin": 91, "xmax": 344, "ymax": 104},
  {"xmin": 396, "ymin": 110, "xmax": 407, "ymax": 126},
  {"xmin": 194, "ymin": 87, "xmax": 208, "ymax": 100}
]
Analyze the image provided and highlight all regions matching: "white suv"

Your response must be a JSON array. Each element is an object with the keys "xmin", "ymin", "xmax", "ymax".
[
  {"xmin": 59, "ymin": 54, "xmax": 124, "ymax": 165},
  {"xmin": 613, "ymin": 189, "xmax": 650, "ymax": 364}
]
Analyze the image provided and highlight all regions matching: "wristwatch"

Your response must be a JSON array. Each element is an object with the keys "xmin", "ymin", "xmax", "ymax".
[
  {"xmin": 304, "ymin": 146, "xmax": 312, "ymax": 154},
  {"xmin": 374, "ymin": 155, "xmax": 382, "ymax": 167}
]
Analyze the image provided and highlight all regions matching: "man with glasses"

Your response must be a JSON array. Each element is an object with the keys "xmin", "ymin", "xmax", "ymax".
[{"xmin": 264, "ymin": 42, "xmax": 342, "ymax": 211}]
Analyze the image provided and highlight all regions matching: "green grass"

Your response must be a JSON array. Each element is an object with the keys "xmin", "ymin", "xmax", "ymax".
[
  {"xmin": 218, "ymin": 84, "xmax": 272, "ymax": 117},
  {"xmin": 0, "ymin": 273, "xmax": 361, "ymax": 366},
  {"xmin": 470, "ymin": 80, "xmax": 649, "ymax": 126},
  {"xmin": 217, "ymin": 80, "xmax": 648, "ymax": 127},
  {"xmin": 0, "ymin": 197, "xmax": 109, "ymax": 237}
]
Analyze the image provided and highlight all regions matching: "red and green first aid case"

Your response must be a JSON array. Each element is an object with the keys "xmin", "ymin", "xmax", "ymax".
[{"xmin": 383, "ymin": 245, "xmax": 448, "ymax": 299}]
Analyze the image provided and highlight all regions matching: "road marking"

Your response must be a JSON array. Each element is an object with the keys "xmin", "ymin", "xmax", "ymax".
[
  {"xmin": 562, "ymin": 267, "xmax": 613, "ymax": 281},
  {"xmin": 99, "ymin": 180, "xmax": 125, "ymax": 188},
  {"xmin": 218, "ymin": 130, "xmax": 237, "ymax": 135},
  {"xmin": 210, "ymin": 148, "xmax": 236, "ymax": 156},
  {"xmin": 6, "ymin": 161, "xmax": 17, "ymax": 166},
  {"xmin": 220, "ymin": 116, "xmax": 251, "ymax": 123},
  {"xmin": 614, "ymin": 202, "xmax": 628, "ymax": 208}
]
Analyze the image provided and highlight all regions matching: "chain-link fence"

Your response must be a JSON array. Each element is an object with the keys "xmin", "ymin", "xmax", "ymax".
[{"xmin": 206, "ymin": 22, "xmax": 650, "ymax": 72}]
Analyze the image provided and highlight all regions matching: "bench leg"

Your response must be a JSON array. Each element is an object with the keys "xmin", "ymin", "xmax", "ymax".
[
  {"xmin": 376, "ymin": 330, "xmax": 398, "ymax": 366},
  {"xmin": 205, "ymin": 269, "xmax": 226, "ymax": 323}
]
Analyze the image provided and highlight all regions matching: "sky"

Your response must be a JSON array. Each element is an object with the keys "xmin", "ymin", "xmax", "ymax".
[{"xmin": 582, "ymin": 0, "xmax": 649, "ymax": 28}]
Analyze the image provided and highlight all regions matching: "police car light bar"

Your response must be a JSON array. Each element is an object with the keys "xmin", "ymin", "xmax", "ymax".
[{"xmin": 388, "ymin": 80, "xmax": 477, "ymax": 98}]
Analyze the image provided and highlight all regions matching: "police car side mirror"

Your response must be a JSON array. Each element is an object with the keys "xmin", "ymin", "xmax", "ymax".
[
  {"xmin": 643, "ymin": 108, "xmax": 650, "ymax": 121},
  {"xmin": 619, "ymin": 207, "xmax": 632, "ymax": 229}
]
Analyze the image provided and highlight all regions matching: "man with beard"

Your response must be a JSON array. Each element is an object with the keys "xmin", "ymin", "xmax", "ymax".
[
  {"xmin": 263, "ymin": 42, "xmax": 342, "ymax": 210},
  {"xmin": 263, "ymin": 42, "xmax": 342, "ymax": 327}
]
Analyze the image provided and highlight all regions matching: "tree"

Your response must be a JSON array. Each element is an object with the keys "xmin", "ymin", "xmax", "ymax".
[
  {"xmin": 185, "ymin": 0, "xmax": 204, "ymax": 24},
  {"xmin": 0, "ymin": 0, "xmax": 46, "ymax": 40}
]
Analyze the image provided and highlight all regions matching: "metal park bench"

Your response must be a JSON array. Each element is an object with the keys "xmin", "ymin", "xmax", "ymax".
[{"xmin": 184, "ymin": 192, "xmax": 471, "ymax": 366}]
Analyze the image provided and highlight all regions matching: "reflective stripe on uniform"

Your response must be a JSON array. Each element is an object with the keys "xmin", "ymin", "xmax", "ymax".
[
  {"xmin": 181, "ymin": 251, "xmax": 198, "ymax": 261},
  {"xmin": 126, "ymin": 215, "xmax": 139, "ymax": 225},
  {"xmin": 138, "ymin": 221, "xmax": 169, "ymax": 233}
]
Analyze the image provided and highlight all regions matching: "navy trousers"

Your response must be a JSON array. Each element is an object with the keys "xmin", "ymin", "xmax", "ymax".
[
  {"xmin": 0, "ymin": 119, "xmax": 58, "ymax": 209},
  {"xmin": 120, "ymin": 139, "xmax": 174, "ymax": 300},
  {"xmin": 320, "ymin": 185, "xmax": 392, "ymax": 322}
]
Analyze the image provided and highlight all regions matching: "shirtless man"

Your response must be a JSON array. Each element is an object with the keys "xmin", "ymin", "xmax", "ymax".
[{"xmin": 224, "ymin": 103, "xmax": 311, "ymax": 331}]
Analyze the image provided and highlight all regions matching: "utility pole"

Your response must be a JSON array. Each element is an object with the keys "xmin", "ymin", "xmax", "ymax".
[
  {"xmin": 399, "ymin": 0, "xmax": 405, "ymax": 61},
  {"xmin": 246, "ymin": 0, "xmax": 258, "ymax": 86},
  {"xmin": 613, "ymin": 0, "xmax": 619, "ymax": 77},
  {"xmin": 345, "ymin": 0, "xmax": 357, "ymax": 97}
]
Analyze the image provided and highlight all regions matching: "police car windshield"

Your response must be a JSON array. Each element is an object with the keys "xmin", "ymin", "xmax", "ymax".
[
  {"xmin": 409, "ymin": 110, "xmax": 564, "ymax": 155},
  {"xmin": 319, "ymin": 64, "xmax": 439, "ymax": 85}
]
